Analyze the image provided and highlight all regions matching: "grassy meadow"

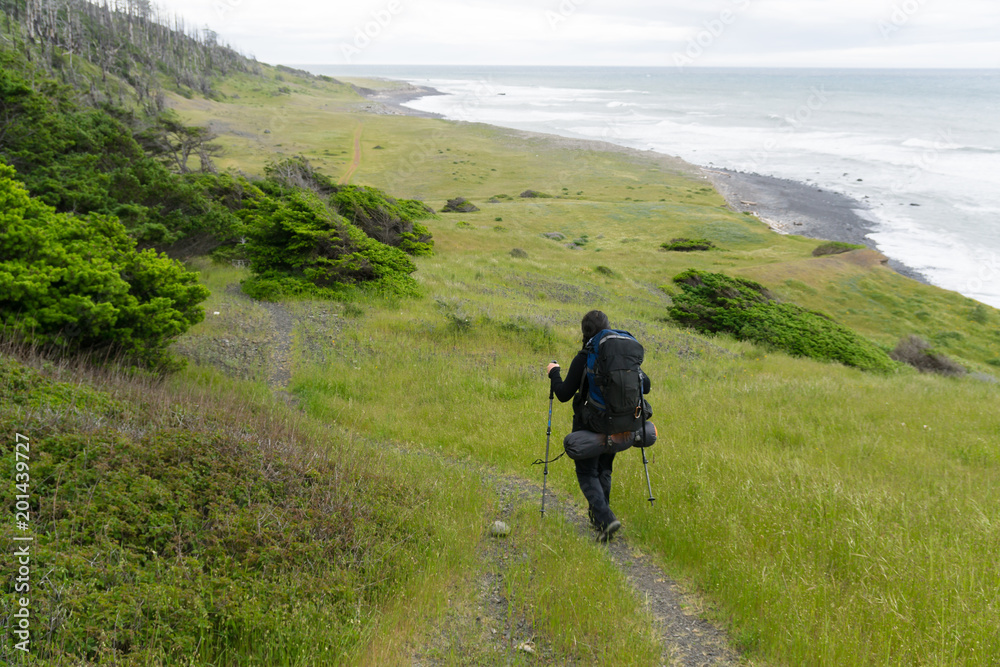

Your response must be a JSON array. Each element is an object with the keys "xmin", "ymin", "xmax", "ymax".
[{"xmin": 166, "ymin": 69, "xmax": 1000, "ymax": 664}]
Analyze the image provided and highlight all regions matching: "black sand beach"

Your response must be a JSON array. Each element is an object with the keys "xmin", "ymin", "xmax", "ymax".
[
  {"xmin": 702, "ymin": 168, "xmax": 928, "ymax": 283},
  {"xmin": 702, "ymin": 168, "xmax": 876, "ymax": 245}
]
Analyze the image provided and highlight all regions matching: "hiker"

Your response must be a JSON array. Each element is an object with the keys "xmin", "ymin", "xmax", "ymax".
[{"xmin": 547, "ymin": 310, "xmax": 651, "ymax": 542}]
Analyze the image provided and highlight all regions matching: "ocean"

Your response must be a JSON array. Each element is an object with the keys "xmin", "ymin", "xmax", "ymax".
[{"xmin": 309, "ymin": 66, "xmax": 1000, "ymax": 308}]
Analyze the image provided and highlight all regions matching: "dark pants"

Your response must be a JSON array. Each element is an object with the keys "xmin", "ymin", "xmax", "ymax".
[{"xmin": 575, "ymin": 451, "xmax": 616, "ymax": 528}]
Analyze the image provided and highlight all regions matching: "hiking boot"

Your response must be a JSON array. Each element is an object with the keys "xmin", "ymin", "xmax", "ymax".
[{"xmin": 597, "ymin": 519, "xmax": 621, "ymax": 543}]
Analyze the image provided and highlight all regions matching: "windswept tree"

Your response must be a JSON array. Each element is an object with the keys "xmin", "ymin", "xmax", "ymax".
[{"xmin": 138, "ymin": 111, "xmax": 221, "ymax": 173}]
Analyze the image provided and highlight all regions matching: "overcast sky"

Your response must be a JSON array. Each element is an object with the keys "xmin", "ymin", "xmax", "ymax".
[{"xmin": 153, "ymin": 0, "xmax": 1000, "ymax": 68}]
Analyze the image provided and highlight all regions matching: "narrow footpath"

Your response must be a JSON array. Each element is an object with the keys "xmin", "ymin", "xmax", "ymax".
[
  {"xmin": 340, "ymin": 121, "xmax": 363, "ymax": 184},
  {"xmin": 253, "ymin": 295, "xmax": 746, "ymax": 666}
]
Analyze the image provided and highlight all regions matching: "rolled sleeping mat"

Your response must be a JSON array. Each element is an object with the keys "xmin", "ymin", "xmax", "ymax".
[{"xmin": 563, "ymin": 421, "xmax": 657, "ymax": 461}]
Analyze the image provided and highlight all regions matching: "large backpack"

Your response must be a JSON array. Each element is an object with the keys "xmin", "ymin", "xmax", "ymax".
[{"xmin": 580, "ymin": 329, "xmax": 652, "ymax": 435}]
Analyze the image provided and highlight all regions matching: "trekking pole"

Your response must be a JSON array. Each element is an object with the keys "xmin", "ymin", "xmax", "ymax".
[
  {"xmin": 640, "ymin": 445, "xmax": 655, "ymax": 506},
  {"xmin": 541, "ymin": 383, "xmax": 554, "ymax": 517},
  {"xmin": 639, "ymin": 379, "xmax": 655, "ymax": 506}
]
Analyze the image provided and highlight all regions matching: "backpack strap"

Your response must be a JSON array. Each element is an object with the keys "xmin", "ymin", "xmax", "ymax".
[{"xmin": 578, "ymin": 335, "xmax": 598, "ymax": 406}]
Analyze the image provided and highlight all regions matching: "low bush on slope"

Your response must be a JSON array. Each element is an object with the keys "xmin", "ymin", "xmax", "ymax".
[
  {"xmin": 0, "ymin": 353, "xmax": 428, "ymax": 665},
  {"xmin": 668, "ymin": 269, "xmax": 898, "ymax": 373}
]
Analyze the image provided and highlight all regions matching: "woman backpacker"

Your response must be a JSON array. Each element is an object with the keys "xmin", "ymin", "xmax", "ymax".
[{"xmin": 547, "ymin": 310, "xmax": 652, "ymax": 542}]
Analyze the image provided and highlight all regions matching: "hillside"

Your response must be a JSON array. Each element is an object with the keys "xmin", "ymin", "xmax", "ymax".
[
  {"xmin": 2, "ymin": 0, "xmax": 259, "ymax": 109},
  {"xmin": 3, "ymin": 9, "xmax": 1000, "ymax": 665},
  {"xmin": 165, "ymin": 71, "xmax": 1000, "ymax": 665}
]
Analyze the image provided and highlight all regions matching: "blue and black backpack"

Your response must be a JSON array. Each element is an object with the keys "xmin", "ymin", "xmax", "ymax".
[{"xmin": 580, "ymin": 329, "xmax": 652, "ymax": 435}]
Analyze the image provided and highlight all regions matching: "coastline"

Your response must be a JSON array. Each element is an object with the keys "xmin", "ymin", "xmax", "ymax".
[
  {"xmin": 356, "ymin": 82, "xmax": 929, "ymax": 284},
  {"xmin": 702, "ymin": 168, "xmax": 876, "ymax": 244},
  {"xmin": 349, "ymin": 81, "xmax": 445, "ymax": 119},
  {"xmin": 701, "ymin": 168, "xmax": 929, "ymax": 284}
]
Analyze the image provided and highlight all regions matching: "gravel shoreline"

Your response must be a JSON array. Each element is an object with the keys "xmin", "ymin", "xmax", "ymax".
[{"xmin": 702, "ymin": 168, "xmax": 928, "ymax": 283}]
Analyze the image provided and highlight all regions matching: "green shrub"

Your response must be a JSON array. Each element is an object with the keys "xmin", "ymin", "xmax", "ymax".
[
  {"xmin": 442, "ymin": 197, "xmax": 479, "ymax": 212},
  {"xmin": 0, "ymin": 164, "xmax": 209, "ymax": 368},
  {"xmin": 262, "ymin": 157, "xmax": 435, "ymax": 257},
  {"xmin": 968, "ymin": 303, "xmax": 990, "ymax": 324},
  {"xmin": 668, "ymin": 269, "xmax": 897, "ymax": 372},
  {"xmin": 240, "ymin": 189, "xmax": 418, "ymax": 300},
  {"xmin": 519, "ymin": 189, "xmax": 552, "ymax": 198},
  {"xmin": 661, "ymin": 237, "xmax": 716, "ymax": 252},
  {"xmin": 0, "ymin": 356, "xmax": 423, "ymax": 663},
  {"xmin": 329, "ymin": 184, "xmax": 435, "ymax": 256},
  {"xmin": 812, "ymin": 241, "xmax": 866, "ymax": 257},
  {"xmin": 263, "ymin": 155, "xmax": 338, "ymax": 193}
]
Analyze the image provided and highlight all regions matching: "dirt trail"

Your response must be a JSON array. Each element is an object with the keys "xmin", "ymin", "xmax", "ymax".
[
  {"xmin": 340, "ymin": 121, "xmax": 363, "ymax": 184},
  {"xmin": 543, "ymin": 484, "xmax": 742, "ymax": 666},
  {"xmin": 259, "ymin": 300, "xmax": 294, "ymax": 389},
  {"xmin": 409, "ymin": 458, "xmax": 744, "ymax": 666},
  {"xmin": 603, "ymin": 526, "xmax": 741, "ymax": 665},
  {"xmin": 250, "ymin": 296, "xmax": 744, "ymax": 665}
]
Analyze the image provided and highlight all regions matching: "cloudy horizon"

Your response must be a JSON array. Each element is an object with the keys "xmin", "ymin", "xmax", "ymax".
[{"xmin": 152, "ymin": 0, "xmax": 1000, "ymax": 69}]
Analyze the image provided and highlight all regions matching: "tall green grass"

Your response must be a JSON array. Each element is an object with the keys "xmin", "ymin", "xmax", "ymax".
[
  {"xmin": 506, "ymin": 505, "xmax": 663, "ymax": 664},
  {"xmin": 625, "ymin": 353, "xmax": 1000, "ymax": 664},
  {"xmin": 288, "ymin": 231, "xmax": 1000, "ymax": 664}
]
